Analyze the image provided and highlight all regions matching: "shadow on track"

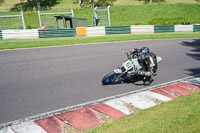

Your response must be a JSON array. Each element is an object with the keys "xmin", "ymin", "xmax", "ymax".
[{"xmin": 181, "ymin": 39, "xmax": 200, "ymax": 75}]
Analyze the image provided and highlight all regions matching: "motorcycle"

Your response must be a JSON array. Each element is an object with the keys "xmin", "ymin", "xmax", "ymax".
[{"xmin": 101, "ymin": 51, "xmax": 162, "ymax": 85}]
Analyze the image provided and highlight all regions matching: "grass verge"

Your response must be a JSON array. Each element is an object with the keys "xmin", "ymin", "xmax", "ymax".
[
  {"xmin": 82, "ymin": 91, "xmax": 200, "ymax": 133},
  {"xmin": 0, "ymin": 32, "xmax": 200, "ymax": 50},
  {"xmin": 1, "ymin": 4, "xmax": 200, "ymax": 29}
]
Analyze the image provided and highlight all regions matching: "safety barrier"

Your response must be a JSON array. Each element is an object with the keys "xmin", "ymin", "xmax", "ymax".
[
  {"xmin": 175, "ymin": 25, "xmax": 193, "ymax": 32},
  {"xmin": 0, "ymin": 30, "xmax": 2, "ymax": 39},
  {"xmin": 38, "ymin": 29, "xmax": 75, "ymax": 38},
  {"xmin": 2, "ymin": 29, "xmax": 39, "ymax": 39},
  {"xmin": 1, "ymin": 25, "xmax": 200, "ymax": 39},
  {"xmin": 105, "ymin": 26, "xmax": 131, "ymax": 35},
  {"xmin": 76, "ymin": 27, "xmax": 87, "ymax": 37},
  {"xmin": 131, "ymin": 25, "xmax": 154, "ymax": 34},
  {"xmin": 86, "ymin": 27, "xmax": 106, "ymax": 36},
  {"xmin": 154, "ymin": 25, "xmax": 174, "ymax": 33},
  {"xmin": 193, "ymin": 25, "xmax": 200, "ymax": 32}
]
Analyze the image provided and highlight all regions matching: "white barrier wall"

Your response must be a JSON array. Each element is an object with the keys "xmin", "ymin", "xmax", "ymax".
[
  {"xmin": 131, "ymin": 25, "xmax": 154, "ymax": 34},
  {"xmin": 2, "ymin": 29, "xmax": 39, "ymax": 39},
  {"xmin": 175, "ymin": 25, "xmax": 193, "ymax": 32},
  {"xmin": 86, "ymin": 26, "xmax": 106, "ymax": 36},
  {"xmin": 0, "ymin": 25, "xmax": 197, "ymax": 40}
]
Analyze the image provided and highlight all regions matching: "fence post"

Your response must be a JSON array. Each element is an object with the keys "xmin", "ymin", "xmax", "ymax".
[
  {"xmin": 71, "ymin": 9, "xmax": 74, "ymax": 17},
  {"xmin": 94, "ymin": 7, "xmax": 98, "ymax": 18},
  {"xmin": 38, "ymin": 10, "xmax": 42, "ymax": 29},
  {"xmin": 107, "ymin": 5, "xmax": 111, "ymax": 27},
  {"xmin": 21, "ymin": 12, "xmax": 26, "ymax": 30}
]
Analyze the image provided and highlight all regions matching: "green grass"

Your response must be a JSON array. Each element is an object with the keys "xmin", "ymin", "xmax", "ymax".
[
  {"xmin": 16, "ymin": 4, "xmax": 200, "ymax": 29},
  {"xmin": 82, "ymin": 91, "xmax": 200, "ymax": 133},
  {"xmin": 109, "ymin": 4, "xmax": 200, "ymax": 26},
  {"xmin": 1, "ymin": 1, "xmax": 200, "ymax": 28},
  {"xmin": 0, "ymin": 32, "xmax": 200, "ymax": 50}
]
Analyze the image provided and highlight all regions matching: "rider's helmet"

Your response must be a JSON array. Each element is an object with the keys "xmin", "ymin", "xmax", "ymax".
[{"xmin": 139, "ymin": 47, "xmax": 150, "ymax": 60}]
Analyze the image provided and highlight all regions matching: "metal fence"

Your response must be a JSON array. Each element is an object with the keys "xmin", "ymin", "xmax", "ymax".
[
  {"xmin": 94, "ymin": 5, "xmax": 111, "ymax": 27},
  {"xmin": 0, "ymin": 12, "xmax": 26, "ymax": 30}
]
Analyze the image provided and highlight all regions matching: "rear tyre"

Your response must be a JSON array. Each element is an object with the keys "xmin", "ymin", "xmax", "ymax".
[{"xmin": 102, "ymin": 71, "xmax": 120, "ymax": 85}]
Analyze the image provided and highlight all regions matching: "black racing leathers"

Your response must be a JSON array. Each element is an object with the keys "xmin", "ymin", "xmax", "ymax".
[{"xmin": 128, "ymin": 49, "xmax": 157, "ymax": 85}]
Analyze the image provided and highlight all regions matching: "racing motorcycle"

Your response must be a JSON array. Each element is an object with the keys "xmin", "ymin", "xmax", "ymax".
[{"xmin": 101, "ymin": 51, "xmax": 162, "ymax": 85}]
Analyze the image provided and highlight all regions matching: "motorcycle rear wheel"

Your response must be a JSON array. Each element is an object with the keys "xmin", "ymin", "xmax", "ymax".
[{"xmin": 101, "ymin": 71, "xmax": 121, "ymax": 85}]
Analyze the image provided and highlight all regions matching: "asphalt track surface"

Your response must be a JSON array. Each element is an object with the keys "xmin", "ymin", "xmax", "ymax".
[{"xmin": 0, "ymin": 38, "xmax": 200, "ymax": 124}]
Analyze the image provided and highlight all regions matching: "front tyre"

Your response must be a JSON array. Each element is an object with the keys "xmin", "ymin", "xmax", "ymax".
[{"xmin": 102, "ymin": 71, "xmax": 121, "ymax": 85}]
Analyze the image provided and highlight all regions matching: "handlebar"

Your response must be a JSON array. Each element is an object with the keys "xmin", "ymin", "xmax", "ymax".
[{"xmin": 122, "ymin": 51, "xmax": 132, "ymax": 59}]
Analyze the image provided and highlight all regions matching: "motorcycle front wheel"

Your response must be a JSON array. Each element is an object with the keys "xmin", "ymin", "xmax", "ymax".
[{"xmin": 101, "ymin": 71, "xmax": 121, "ymax": 85}]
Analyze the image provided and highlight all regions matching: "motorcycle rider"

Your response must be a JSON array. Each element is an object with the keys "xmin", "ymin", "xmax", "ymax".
[{"xmin": 128, "ymin": 47, "xmax": 157, "ymax": 85}]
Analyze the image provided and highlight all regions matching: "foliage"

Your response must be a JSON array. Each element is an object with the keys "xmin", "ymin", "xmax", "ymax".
[
  {"xmin": 10, "ymin": 0, "xmax": 60, "ymax": 11},
  {"xmin": 74, "ymin": 0, "xmax": 116, "ymax": 8},
  {"xmin": 138, "ymin": 0, "xmax": 166, "ymax": 4},
  {"xmin": 95, "ymin": 0, "xmax": 116, "ymax": 7},
  {"xmin": 26, "ymin": 25, "xmax": 32, "ymax": 29},
  {"xmin": 0, "ymin": 0, "xmax": 4, "ymax": 4}
]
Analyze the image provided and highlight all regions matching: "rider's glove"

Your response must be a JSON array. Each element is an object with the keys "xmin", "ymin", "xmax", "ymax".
[
  {"xmin": 127, "ymin": 51, "xmax": 133, "ymax": 56},
  {"xmin": 132, "ymin": 48, "xmax": 138, "ymax": 54}
]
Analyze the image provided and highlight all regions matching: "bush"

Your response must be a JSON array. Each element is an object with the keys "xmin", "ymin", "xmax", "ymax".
[{"xmin": 26, "ymin": 25, "xmax": 32, "ymax": 29}]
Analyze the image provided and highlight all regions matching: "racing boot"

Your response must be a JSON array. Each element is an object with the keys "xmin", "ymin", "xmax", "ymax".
[{"xmin": 143, "ymin": 76, "xmax": 153, "ymax": 86}]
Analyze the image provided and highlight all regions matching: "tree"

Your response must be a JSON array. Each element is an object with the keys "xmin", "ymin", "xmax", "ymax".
[
  {"xmin": 91, "ymin": 0, "xmax": 94, "ymax": 8},
  {"xmin": 74, "ymin": 0, "xmax": 116, "ymax": 8},
  {"xmin": 79, "ymin": 0, "xmax": 81, "ymax": 8},
  {"xmin": 11, "ymin": 0, "xmax": 60, "ymax": 11},
  {"xmin": 36, "ymin": 0, "xmax": 41, "ymax": 9},
  {"xmin": 27, "ymin": 0, "xmax": 30, "ymax": 4},
  {"xmin": 138, "ymin": 0, "xmax": 165, "ymax": 4},
  {"xmin": 0, "ymin": 0, "xmax": 4, "ymax": 4},
  {"xmin": 96, "ymin": 0, "xmax": 116, "ymax": 7}
]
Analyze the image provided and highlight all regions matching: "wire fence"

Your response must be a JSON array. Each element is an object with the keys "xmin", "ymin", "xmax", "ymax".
[
  {"xmin": 0, "ymin": 12, "xmax": 25, "ymax": 30},
  {"xmin": 94, "ymin": 5, "xmax": 111, "ymax": 27},
  {"xmin": 0, "ymin": 7, "xmax": 110, "ymax": 30},
  {"xmin": 38, "ymin": 10, "xmax": 74, "ymax": 29}
]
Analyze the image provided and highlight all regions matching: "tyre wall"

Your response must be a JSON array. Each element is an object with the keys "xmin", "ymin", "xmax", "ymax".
[
  {"xmin": 2, "ymin": 29, "xmax": 39, "ymax": 39},
  {"xmin": 193, "ymin": 25, "xmax": 200, "ymax": 32},
  {"xmin": 38, "ymin": 29, "xmax": 75, "ymax": 38},
  {"xmin": 175, "ymin": 25, "xmax": 193, "ymax": 32},
  {"xmin": 1, "ymin": 25, "xmax": 199, "ymax": 39},
  {"xmin": 0, "ymin": 30, "xmax": 2, "ymax": 39},
  {"xmin": 154, "ymin": 25, "xmax": 174, "ymax": 33},
  {"xmin": 105, "ymin": 26, "xmax": 131, "ymax": 35},
  {"xmin": 86, "ymin": 26, "xmax": 106, "ymax": 36},
  {"xmin": 131, "ymin": 25, "xmax": 154, "ymax": 34}
]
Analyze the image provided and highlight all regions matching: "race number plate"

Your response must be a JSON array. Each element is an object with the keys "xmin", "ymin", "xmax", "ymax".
[{"xmin": 123, "ymin": 60, "xmax": 133, "ymax": 71}]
